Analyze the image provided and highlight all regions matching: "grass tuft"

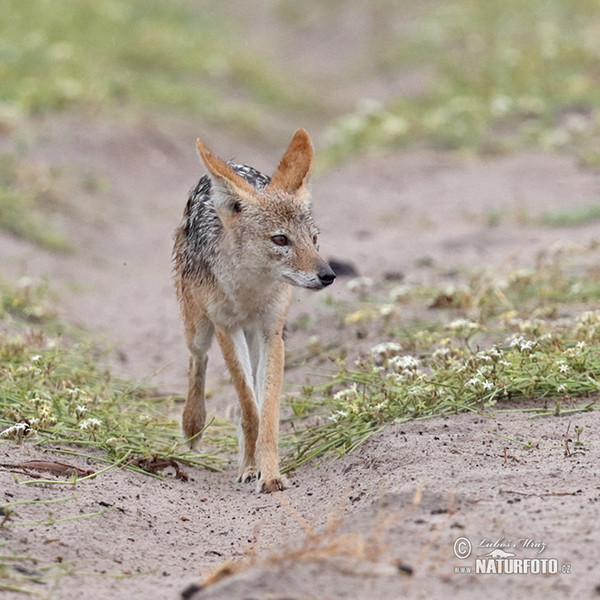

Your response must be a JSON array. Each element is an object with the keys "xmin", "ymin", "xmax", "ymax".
[{"xmin": 0, "ymin": 335, "xmax": 225, "ymax": 472}]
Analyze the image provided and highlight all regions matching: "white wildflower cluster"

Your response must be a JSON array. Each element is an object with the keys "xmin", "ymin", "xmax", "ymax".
[
  {"xmin": 324, "ymin": 98, "xmax": 409, "ymax": 149},
  {"xmin": 0, "ymin": 422, "xmax": 32, "ymax": 441},
  {"xmin": 330, "ymin": 410, "xmax": 349, "ymax": 423},
  {"xmin": 574, "ymin": 311, "xmax": 600, "ymax": 343},
  {"xmin": 508, "ymin": 317, "xmax": 547, "ymax": 336},
  {"xmin": 389, "ymin": 284, "xmax": 412, "ymax": 303},
  {"xmin": 388, "ymin": 355, "xmax": 420, "ymax": 374},
  {"xmin": 346, "ymin": 277, "xmax": 374, "ymax": 295},
  {"xmin": 369, "ymin": 342, "xmax": 402, "ymax": 363},
  {"xmin": 379, "ymin": 304, "xmax": 394, "ymax": 319},
  {"xmin": 447, "ymin": 318, "xmax": 481, "ymax": 339},
  {"xmin": 15, "ymin": 363, "xmax": 43, "ymax": 376},
  {"xmin": 474, "ymin": 347, "xmax": 505, "ymax": 366},
  {"xmin": 509, "ymin": 336, "xmax": 537, "ymax": 354},
  {"xmin": 431, "ymin": 346, "xmax": 452, "ymax": 365},
  {"xmin": 466, "ymin": 375, "xmax": 495, "ymax": 393},
  {"xmin": 330, "ymin": 384, "xmax": 363, "ymax": 423},
  {"xmin": 26, "ymin": 391, "xmax": 56, "ymax": 426},
  {"xmin": 66, "ymin": 386, "xmax": 86, "ymax": 399},
  {"xmin": 333, "ymin": 384, "xmax": 359, "ymax": 402},
  {"xmin": 79, "ymin": 417, "xmax": 102, "ymax": 431}
]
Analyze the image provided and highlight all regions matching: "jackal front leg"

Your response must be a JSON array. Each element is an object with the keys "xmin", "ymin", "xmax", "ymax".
[
  {"xmin": 256, "ymin": 332, "xmax": 287, "ymax": 493},
  {"xmin": 216, "ymin": 328, "xmax": 260, "ymax": 483}
]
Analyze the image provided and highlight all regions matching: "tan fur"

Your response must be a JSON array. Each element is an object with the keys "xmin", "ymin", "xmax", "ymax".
[
  {"xmin": 267, "ymin": 128, "xmax": 313, "ymax": 196},
  {"xmin": 174, "ymin": 129, "xmax": 335, "ymax": 493}
]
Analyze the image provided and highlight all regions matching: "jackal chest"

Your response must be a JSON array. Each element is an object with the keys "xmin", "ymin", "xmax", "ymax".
[{"xmin": 206, "ymin": 281, "xmax": 290, "ymax": 331}]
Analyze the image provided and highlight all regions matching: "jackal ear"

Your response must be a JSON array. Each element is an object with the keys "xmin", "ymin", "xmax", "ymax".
[
  {"xmin": 267, "ymin": 128, "xmax": 314, "ymax": 199},
  {"xmin": 196, "ymin": 138, "xmax": 257, "ymax": 226}
]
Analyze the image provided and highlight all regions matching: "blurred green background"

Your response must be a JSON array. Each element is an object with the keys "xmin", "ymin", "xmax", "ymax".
[{"xmin": 2, "ymin": 0, "xmax": 600, "ymax": 243}]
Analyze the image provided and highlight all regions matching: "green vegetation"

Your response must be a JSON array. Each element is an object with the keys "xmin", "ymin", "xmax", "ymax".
[
  {"xmin": 0, "ymin": 153, "xmax": 72, "ymax": 251},
  {"xmin": 0, "ymin": 282, "xmax": 235, "ymax": 595},
  {"xmin": 0, "ymin": 336, "xmax": 227, "ymax": 471},
  {"xmin": 0, "ymin": 280, "xmax": 229, "ymax": 474},
  {"xmin": 0, "ymin": 0, "xmax": 308, "ymax": 123},
  {"xmin": 0, "ymin": 0, "xmax": 315, "ymax": 248},
  {"xmin": 283, "ymin": 249, "xmax": 600, "ymax": 470},
  {"xmin": 323, "ymin": 0, "xmax": 600, "ymax": 166},
  {"xmin": 540, "ymin": 203, "xmax": 600, "ymax": 227},
  {"xmin": 0, "ymin": 277, "xmax": 55, "ymax": 323}
]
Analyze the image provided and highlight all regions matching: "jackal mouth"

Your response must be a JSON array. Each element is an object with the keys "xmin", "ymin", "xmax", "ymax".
[{"xmin": 282, "ymin": 274, "xmax": 335, "ymax": 290}]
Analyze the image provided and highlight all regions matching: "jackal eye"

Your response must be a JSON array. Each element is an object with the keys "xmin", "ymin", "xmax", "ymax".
[
  {"xmin": 312, "ymin": 234, "xmax": 318, "ymax": 246},
  {"xmin": 271, "ymin": 234, "xmax": 290, "ymax": 247}
]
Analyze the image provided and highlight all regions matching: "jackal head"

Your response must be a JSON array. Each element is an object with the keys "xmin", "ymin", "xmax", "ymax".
[{"xmin": 196, "ymin": 129, "xmax": 336, "ymax": 290}]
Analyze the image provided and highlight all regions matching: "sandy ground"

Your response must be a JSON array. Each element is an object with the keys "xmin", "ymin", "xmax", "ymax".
[{"xmin": 1, "ymin": 112, "xmax": 600, "ymax": 599}]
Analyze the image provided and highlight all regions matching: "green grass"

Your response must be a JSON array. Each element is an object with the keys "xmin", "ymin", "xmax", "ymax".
[
  {"xmin": 0, "ymin": 281, "xmax": 237, "ymax": 595},
  {"xmin": 0, "ymin": 336, "xmax": 227, "ymax": 472},
  {"xmin": 0, "ymin": 0, "xmax": 310, "ymax": 123},
  {"xmin": 540, "ymin": 203, "xmax": 600, "ymax": 227},
  {"xmin": 283, "ymin": 249, "xmax": 600, "ymax": 470},
  {"xmin": 0, "ymin": 277, "xmax": 56, "ymax": 323},
  {"xmin": 0, "ymin": 279, "xmax": 231, "ymax": 473},
  {"xmin": 322, "ymin": 0, "xmax": 600, "ymax": 167}
]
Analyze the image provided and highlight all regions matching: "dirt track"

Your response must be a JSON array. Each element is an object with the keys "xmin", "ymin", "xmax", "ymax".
[{"xmin": 2, "ymin": 112, "xmax": 600, "ymax": 598}]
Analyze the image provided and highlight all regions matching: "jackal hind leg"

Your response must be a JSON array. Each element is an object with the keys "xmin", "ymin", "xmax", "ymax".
[
  {"xmin": 215, "ymin": 328, "xmax": 259, "ymax": 483},
  {"xmin": 182, "ymin": 317, "xmax": 214, "ymax": 449}
]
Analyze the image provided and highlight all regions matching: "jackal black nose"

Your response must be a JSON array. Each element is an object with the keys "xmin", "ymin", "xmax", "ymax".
[{"xmin": 318, "ymin": 265, "xmax": 336, "ymax": 287}]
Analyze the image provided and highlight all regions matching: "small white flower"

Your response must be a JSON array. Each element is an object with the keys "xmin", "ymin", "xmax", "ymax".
[
  {"xmin": 510, "ymin": 336, "xmax": 535, "ymax": 353},
  {"xmin": 75, "ymin": 405, "xmax": 88, "ymax": 417},
  {"xmin": 330, "ymin": 410, "xmax": 349, "ymax": 423},
  {"xmin": 388, "ymin": 355, "xmax": 420, "ymax": 373},
  {"xmin": 1, "ymin": 423, "xmax": 31, "ymax": 439},
  {"xmin": 447, "ymin": 318, "xmax": 481, "ymax": 338},
  {"xmin": 347, "ymin": 277, "xmax": 374, "ymax": 294},
  {"xmin": 79, "ymin": 417, "xmax": 101, "ymax": 431},
  {"xmin": 557, "ymin": 362, "xmax": 570, "ymax": 375},
  {"xmin": 432, "ymin": 347, "xmax": 451, "ymax": 361},
  {"xmin": 369, "ymin": 342, "xmax": 402, "ymax": 362},
  {"xmin": 379, "ymin": 304, "xmax": 394, "ymax": 318},
  {"xmin": 389, "ymin": 284, "xmax": 412, "ymax": 302},
  {"xmin": 30, "ymin": 355, "xmax": 42, "ymax": 363},
  {"xmin": 334, "ymin": 384, "xmax": 359, "ymax": 402}
]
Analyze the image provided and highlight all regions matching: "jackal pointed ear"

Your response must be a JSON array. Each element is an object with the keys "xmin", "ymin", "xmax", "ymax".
[
  {"xmin": 196, "ymin": 138, "xmax": 257, "ymax": 227},
  {"xmin": 267, "ymin": 128, "xmax": 314, "ymax": 198}
]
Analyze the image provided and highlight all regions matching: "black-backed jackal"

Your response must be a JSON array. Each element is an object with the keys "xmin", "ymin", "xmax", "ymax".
[{"xmin": 173, "ymin": 129, "xmax": 335, "ymax": 492}]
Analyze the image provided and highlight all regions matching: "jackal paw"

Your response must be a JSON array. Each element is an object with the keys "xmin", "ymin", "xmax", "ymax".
[
  {"xmin": 257, "ymin": 473, "xmax": 288, "ymax": 493},
  {"xmin": 237, "ymin": 466, "xmax": 258, "ymax": 484}
]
